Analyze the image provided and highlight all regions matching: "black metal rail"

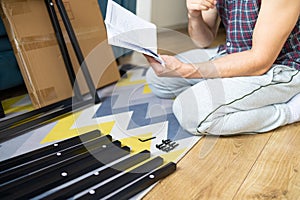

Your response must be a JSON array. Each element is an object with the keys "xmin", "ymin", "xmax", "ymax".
[
  {"xmin": 45, "ymin": 0, "xmax": 83, "ymax": 102},
  {"xmin": 44, "ymin": 150, "xmax": 152, "ymax": 199},
  {"xmin": 0, "ymin": 129, "xmax": 102, "ymax": 171},
  {"xmin": 0, "ymin": 134, "xmax": 113, "ymax": 183},
  {"xmin": 105, "ymin": 162, "xmax": 177, "ymax": 200},
  {"xmin": 0, "ymin": 102, "xmax": 4, "ymax": 118},
  {"xmin": 0, "ymin": 98, "xmax": 72, "ymax": 131},
  {"xmin": 77, "ymin": 156, "xmax": 164, "ymax": 200},
  {"xmin": 0, "ymin": 98, "xmax": 94, "ymax": 143},
  {"xmin": 55, "ymin": 0, "xmax": 101, "ymax": 104}
]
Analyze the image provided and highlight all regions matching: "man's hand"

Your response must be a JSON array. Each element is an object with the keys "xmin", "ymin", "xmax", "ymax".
[
  {"xmin": 186, "ymin": 0, "xmax": 219, "ymax": 48},
  {"xmin": 144, "ymin": 55, "xmax": 202, "ymax": 78},
  {"xmin": 144, "ymin": 55, "xmax": 182, "ymax": 77},
  {"xmin": 187, "ymin": 0, "xmax": 217, "ymax": 17}
]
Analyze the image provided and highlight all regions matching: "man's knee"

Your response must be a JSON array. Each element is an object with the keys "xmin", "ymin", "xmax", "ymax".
[
  {"xmin": 172, "ymin": 87, "xmax": 226, "ymax": 135},
  {"xmin": 172, "ymin": 88, "xmax": 205, "ymax": 135},
  {"xmin": 173, "ymin": 97, "xmax": 224, "ymax": 135},
  {"xmin": 145, "ymin": 67, "xmax": 157, "ymax": 85},
  {"xmin": 146, "ymin": 68, "xmax": 177, "ymax": 99}
]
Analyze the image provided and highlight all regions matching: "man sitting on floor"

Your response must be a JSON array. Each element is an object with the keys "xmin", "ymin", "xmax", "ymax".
[{"xmin": 145, "ymin": 0, "xmax": 300, "ymax": 135}]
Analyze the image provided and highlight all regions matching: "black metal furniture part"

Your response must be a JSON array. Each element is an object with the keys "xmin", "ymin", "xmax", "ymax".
[
  {"xmin": 0, "ymin": 129, "xmax": 103, "ymax": 171},
  {"xmin": 45, "ymin": 0, "xmax": 83, "ymax": 103},
  {"xmin": 55, "ymin": 0, "xmax": 101, "ymax": 104},
  {"xmin": 0, "ymin": 98, "xmax": 94, "ymax": 143},
  {"xmin": 0, "ymin": 134, "xmax": 113, "ymax": 183},
  {"xmin": 77, "ymin": 156, "xmax": 164, "ymax": 200},
  {"xmin": 0, "ymin": 129, "xmax": 176, "ymax": 200},
  {"xmin": 44, "ymin": 149, "xmax": 152, "ymax": 199},
  {"xmin": 0, "ymin": 102, "xmax": 4, "ymax": 118},
  {"xmin": 105, "ymin": 162, "xmax": 177, "ymax": 200},
  {"xmin": 0, "ymin": 98, "xmax": 73, "ymax": 131}
]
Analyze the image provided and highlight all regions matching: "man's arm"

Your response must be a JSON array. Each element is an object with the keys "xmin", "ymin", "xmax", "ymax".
[
  {"xmin": 208, "ymin": 0, "xmax": 300, "ymax": 78},
  {"xmin": 187, "ymin": 0, "xmax": 221, "ymax": 48},
  {"xmin": 148, "ymin": 0, "xmax": 300, "ymax": 78}
]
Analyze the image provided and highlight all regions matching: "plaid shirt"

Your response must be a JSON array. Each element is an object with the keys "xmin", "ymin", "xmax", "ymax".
[{"xmin": 217, "ymin": 0, "xmax": 300, "ymax": 70}]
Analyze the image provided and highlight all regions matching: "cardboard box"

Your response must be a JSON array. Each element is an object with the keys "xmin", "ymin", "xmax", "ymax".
[{"xmin": 0, "ymin": 0, "xmax": 120, "ymax": 108}]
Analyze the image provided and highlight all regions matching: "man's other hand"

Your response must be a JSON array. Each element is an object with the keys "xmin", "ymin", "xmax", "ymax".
[{"xmin": 187, "ymin": 0, "xmax": 217, "ymax": 17}]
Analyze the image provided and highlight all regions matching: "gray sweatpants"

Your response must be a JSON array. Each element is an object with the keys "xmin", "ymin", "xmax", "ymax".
[{"xmin": 146, "ymin": 49, "xmax": 300, "ymax": 135}]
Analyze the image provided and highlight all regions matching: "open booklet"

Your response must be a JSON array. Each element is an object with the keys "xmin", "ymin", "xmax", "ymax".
[{"xmin": 104, "ymin": 0, "xmax": 164, "ymax": 65}]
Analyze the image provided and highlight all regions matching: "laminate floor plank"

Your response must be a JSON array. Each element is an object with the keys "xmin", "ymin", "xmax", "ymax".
[
  {"xmin": 143, "ymin": 133, "xmax": 273, "ymax": 199},
  {"xmin": 233, "ymin": 123, "xmax": 300, "ymax": 200}
]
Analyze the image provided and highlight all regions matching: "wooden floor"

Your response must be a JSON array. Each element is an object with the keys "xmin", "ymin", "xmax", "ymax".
[{"xmin": 119, "ymin": 26, "xmax": 300, "ymax": 200}]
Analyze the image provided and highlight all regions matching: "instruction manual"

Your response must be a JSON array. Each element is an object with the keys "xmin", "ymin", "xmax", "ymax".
[{"xmin": 104, "ymin": 0, "xmax": 164, "ymax": 65}]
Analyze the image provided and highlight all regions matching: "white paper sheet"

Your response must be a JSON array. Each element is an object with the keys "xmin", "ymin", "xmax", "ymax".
[{"xmin": 104, "ymin": 0, "xmax": 164, "ymax": 65}]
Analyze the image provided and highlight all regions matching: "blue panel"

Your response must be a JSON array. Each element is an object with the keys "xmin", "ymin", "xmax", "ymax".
[
  {"xmin": 97, "ymin": 0, "xmax": 137, "ymax": 58},
  {"xmin": 0, "ymin": 18, "xmax": 7, "ymax": 37},
  {"xmin": 0, "ymin": 50, "xmax": 24, "ymax": 90},
  {"xmin": 0, "ymin": 36, "xmax": 12, "ymax": 52},
  {"xmin": 97, "ymin": 0, "xmax": 133, "ymax": 18},
  {"xmin": 98, "ymin": 0, "xmax": 108, "ymax": 18},
  {"xmin": 121, "ymin": 0, "xmax": 136, "ymax": 14}
]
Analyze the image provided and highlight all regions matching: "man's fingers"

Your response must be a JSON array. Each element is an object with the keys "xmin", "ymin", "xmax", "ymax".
[
  {"xmin": 144, "ymin": 54, "xmax": 157, "ymax": 64},
  {"xmin": 144, "ymin": 54, "xmax": 165, "ymax": 75},
  {"xmin": 200, "ymin": 0, "xmax": 216, "ymax": 9},
  {"xmin": 188, "ymin": 0, "xmax": 216, "ymax": 10}
]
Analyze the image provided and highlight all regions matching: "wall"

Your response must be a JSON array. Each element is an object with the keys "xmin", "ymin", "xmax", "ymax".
[
  {"xmin": 136, "ymin": 0, "xmax": 152, "ymax": 22},
  {"xmin": 137, "ymin": 0, "xmax": 188, "ymax": 28}
]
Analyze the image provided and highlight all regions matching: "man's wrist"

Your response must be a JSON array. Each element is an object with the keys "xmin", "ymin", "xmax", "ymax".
[{"xmin": 180, "ymin": 63, "xmax": 203, "ymax": 78}]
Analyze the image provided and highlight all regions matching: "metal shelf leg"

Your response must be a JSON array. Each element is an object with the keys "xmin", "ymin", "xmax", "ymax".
[
  {"xmin": 0, "ymin": 102, "xmax": 5, "ymax": 118},
  {"xmin": 56, "ymin": 0, "xmax": 101, "ymax": 104}
]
